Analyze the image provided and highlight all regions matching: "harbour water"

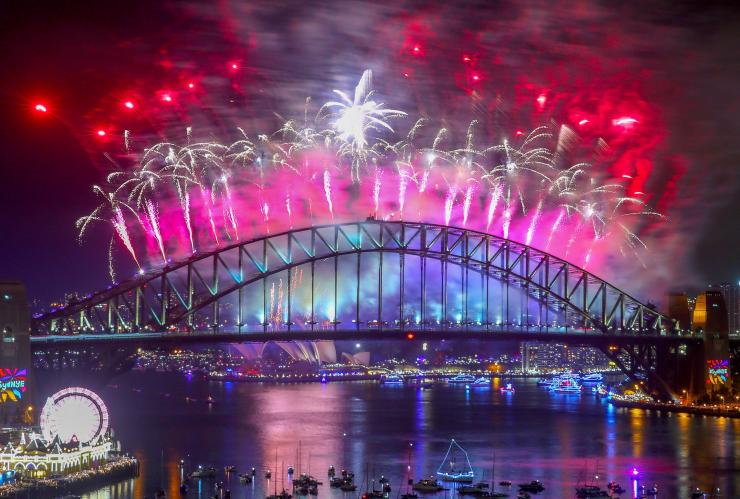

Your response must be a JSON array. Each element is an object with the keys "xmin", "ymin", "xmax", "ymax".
[{"xmin": 39, "ymin": 372, "xmax": 738, "ymax": 498}]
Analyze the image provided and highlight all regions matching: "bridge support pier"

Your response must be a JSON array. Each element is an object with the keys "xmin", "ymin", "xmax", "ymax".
[{"xmin": 599, "ymin": 341, "xmax": 704, "ymax": 402}]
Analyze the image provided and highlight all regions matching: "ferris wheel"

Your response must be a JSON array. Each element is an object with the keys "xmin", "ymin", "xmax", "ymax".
[{"xmin": 40, "ymin": 387, "xmax": 109, "ymax": 444}]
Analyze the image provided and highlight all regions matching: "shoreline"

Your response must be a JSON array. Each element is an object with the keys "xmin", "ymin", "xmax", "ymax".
[
  {"xmin": 0, "ymin": 457, "xmax": 139, "ymax": 499},
  {"xmin": 609, "ymin": 399, "xmax": 740, "ymax": 418}
]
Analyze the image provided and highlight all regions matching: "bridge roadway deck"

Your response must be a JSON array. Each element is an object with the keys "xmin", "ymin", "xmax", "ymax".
[{"xmin": 30, "ymin": 328, "xmax": 703, "ymax": 350}]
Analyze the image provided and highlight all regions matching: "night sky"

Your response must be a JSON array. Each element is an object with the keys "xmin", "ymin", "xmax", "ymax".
[{"xmin": 1, "ymin": 0, "xmax": 739, "ymax": 304}]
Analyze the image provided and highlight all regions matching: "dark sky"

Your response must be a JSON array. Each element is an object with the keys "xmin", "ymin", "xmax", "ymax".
[{"xmin": 1, "ymin": 0, "xmax": 739, "ymax": 304}]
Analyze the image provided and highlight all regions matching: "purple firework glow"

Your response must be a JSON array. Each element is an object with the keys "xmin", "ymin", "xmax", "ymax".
[{"xmin": 78, "ymin": 71, "xmax": 661, "ymax": 283}]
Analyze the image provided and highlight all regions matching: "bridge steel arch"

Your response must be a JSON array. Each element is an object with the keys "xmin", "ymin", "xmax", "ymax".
[{"xmin": 34, "ymin": 221, "xmax": 677, "ymax": 339}]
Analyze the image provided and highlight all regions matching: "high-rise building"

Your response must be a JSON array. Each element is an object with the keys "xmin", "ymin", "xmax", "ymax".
[
  {"xmin": 0, "ymin": 282, "xmax": 33, "ymax": 425},
  {"xmin": 709, "ymin": 282, "xmax": 740, "ymax": 336}
]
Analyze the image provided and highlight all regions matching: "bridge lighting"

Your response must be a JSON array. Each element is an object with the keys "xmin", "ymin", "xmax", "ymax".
[
  {"xmin": 355, "ymin": 343, "xmax": 361, "ymax": 349},
  {"xmin": 34, "ymin": 103, "xmax": 48, "ymax": 113},
  {"xmin": 123, "ymin": 100, "xmax": 135, "ymax": 110},
  {"xmin": 406, "ymin": 333, "xmax": 414, "ymax": 340}
]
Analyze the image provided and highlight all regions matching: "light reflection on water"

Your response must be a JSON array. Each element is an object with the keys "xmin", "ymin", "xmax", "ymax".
[{"xmin": 45, "ymin": 372, "xmax": 737, "ymax": 499}]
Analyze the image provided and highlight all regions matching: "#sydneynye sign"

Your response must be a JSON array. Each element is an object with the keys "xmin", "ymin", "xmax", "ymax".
[
  {"xmin": 707, "ymin": 360, "xmax": 729, "ymax": 385},
  {"xmin": 0, "ymin": 368, "xmax": 27, "ymax": 403}
]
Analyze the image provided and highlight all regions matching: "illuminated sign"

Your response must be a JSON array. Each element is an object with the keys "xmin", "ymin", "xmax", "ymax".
[
  {"xmin": 707, "ymin": 360, "xmax": 729, "ymax": 385},
  {"xmin": 0, "ymin": 368, "xmax": 27, "ymax": 403}
]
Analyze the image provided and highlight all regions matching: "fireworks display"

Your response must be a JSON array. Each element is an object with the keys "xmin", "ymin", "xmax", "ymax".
[{"xmin": 76, "ymin": 70, "xmax": 663, "ymax": 281}]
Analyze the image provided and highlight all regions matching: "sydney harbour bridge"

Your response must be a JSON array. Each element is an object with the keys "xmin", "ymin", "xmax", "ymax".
[{"xmin": 26, "ymin": 220, "xmax": 711, "ymax": 399}]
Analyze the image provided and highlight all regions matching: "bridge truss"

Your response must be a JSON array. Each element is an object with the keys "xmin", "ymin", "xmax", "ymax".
[{"xmin": 34, "ymin": 221, "xmax": 676, "ymax": 338}]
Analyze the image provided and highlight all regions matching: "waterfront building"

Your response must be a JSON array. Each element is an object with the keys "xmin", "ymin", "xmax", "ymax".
[
  {"xmin": 0, "ymin": 282, "xmax": 32, "ymax": 426},
  {"xmin": 0, "ymin": 431, "xmax": 115, "ymax": 477}
]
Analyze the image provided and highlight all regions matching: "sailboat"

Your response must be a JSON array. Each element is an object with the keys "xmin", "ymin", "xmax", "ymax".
[{"xmin": 436, "ymin": 439, "xmax": 474, "ymax": 483}]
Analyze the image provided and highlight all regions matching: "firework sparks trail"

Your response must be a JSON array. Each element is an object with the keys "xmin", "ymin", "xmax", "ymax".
[
  {"xmin": 373, "ymin": 168, "xmax": 382, "ymax": 216},
  {"xmin": 486, "ymin": 183, "xmax": 503, "ymax": 231},
  {"xmin": 144, "ymin": 199, "xmax": 167, "ymax": 264},
  {"xmin": 525, "ymin": 199, "xmax": 544, "ymax": 246},
  {"xmin": 397, "ymin": 167, "xmax": 409, "ymax": 215},
  {"xmin": 200, "ymin": 188, "xmax": 220, "ymax": 246},
  {"xmin": 182, "ymin": 190, "xmax": 195, "ymax": 253},
  {"xmin": 111, "ymin": 206, "xmax": 140, "ymax": 268},
  {"xmin": 323, "ymin": 169, "xmax": 334, "ymax": 218},
  {"xmin": 502, "ymin": 202, "xmax": 516, "ymax": 240},
  {"xmin": 444, "ymin": 185, "xmax": 457, "ymax": 226},
  {"xmin": 462, "ymin": 185, "xmax": 474, "ymax": 226},
  {"xmin": 545, "ymin": 209, "xmax": 565, "ymax": 251},
  {"xmin": 285, "ymin": 192, "xmax": 292, "ymax": 227}
]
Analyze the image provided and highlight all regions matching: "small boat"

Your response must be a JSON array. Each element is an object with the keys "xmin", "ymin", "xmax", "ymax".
[
  {"xmin": 549, "ymin": 375, "xmax": 581, "ymax": 394},
  {"xmin": 640, "ymin": 485, "xmax": 658, "ymax": 496},
  {"xmin": 265, "ymin": 489, "xmax": 292, "ymax": 499},
  {"xmin": 308, "ymin": 485, "xmax": 318, "ymax": 495},
  {"xmin": 518, "ymin": 480, "xmax": 545, "ymax": 493},
  {"xmin": 472, "ymin": 377, "xmax": 490, "ymax": 386},
  {"xmin": 412, "ymin": 478, "xmax": 445, "ymax": 492},
  {"xmin": 179, "ymin": 483, "xmax": 189, "ymax": 495},
  {"xmin": 225, "ymin": 465, "xmax": 237, "ymax": 473},
  {"xmin": 191, "ymin": 466, "xmax": 217, "ymax": 479},
  {"xmin": 516, "ymin": 493, "xmax": 530, "ymax": 499},
  {"xmin": 607, "ymin": 481, "xmax": 625, "ymax": 494},
  {"xmin": 459, "ymin": 484, "xmax": 487, "ymax": 495},
  {"xmin": 690, "ymin": 489, "xmax": 705, "ymax": 498},
  {"xmin": 287, "ymin": 465, "xmax": 295, "ymax": 475},
  {"xmin": 448, "ymin": 374, "xmax": 477, "ymax": 383},
  {"xmin": 420, "ymin": 378, "xmax": 435, "ymax": 389},
  {"xmin": 382, "ymin": 374, "xmax": 404, "ymax": 384},
  {"xmin": 400, "ymin": 493, "xmax": 419, "ymax": 499},
  {"xmin": 265, "ymin": 470, "xmax": 272, "ymax": 479},
  {"xmin": 499, "ymin": 481, "xmax": 512, "ymax": 487},
  {"xmin": 436, "ymin": 439, "xmax": 474, "ymax": 483},
  {"xmin": 536, "ymin": 378, "xmax": 552, "ymax": 386},
  {"xmin": 499, "ymin": 383, "xmax": 515, "ymax": 393},
  {"xmin": 239, "ymin": 474, "xmax": 253, "ymax": 484},
  {"xmin": 581, "ymin": 373, "xmax": 604, "ymax": 383},
  {"xmin": 328, "ymin": 465, "xmax": 335, "ymax": 476},
  {"xmin": 575, "ymin": 485, "xmax": 609, "ymax": 497},
  {"xmin": 340, "ymin": 482, "xmax": 357, "ymax": 492}
]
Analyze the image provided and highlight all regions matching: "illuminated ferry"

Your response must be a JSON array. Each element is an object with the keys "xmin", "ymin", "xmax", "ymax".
[
  {"xmin": 448, "ymin": 374, "xmax": 477, "ymax": 384},
  {"xmin": 549, "ymin": 375, "xmax": 582, "ymax": 394},
  {"xmin": 381, "ymin": 374, "xmax": 404, "ymax": 384},
  {"xmin": 580, "ymin": 373, "xmax": 604, "ymax": 383}
]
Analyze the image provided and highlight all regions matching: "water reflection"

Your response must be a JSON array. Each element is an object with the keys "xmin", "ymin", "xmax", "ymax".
[{"xmin": 49, "ymin": 373, "xmax": 737, "ymax": 498}]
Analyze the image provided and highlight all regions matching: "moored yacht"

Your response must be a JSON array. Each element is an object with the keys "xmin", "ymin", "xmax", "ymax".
[
  {"xmin": 448, "ymin": 374, "xmax": 477, "ymax": 383},
  {"xmin": 581, "ymin": 373, "xmax": 604, "ymax": 383},
  {"xmin": 381, "ymin": 373, "xmax": 404, "ymax": 384}
]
